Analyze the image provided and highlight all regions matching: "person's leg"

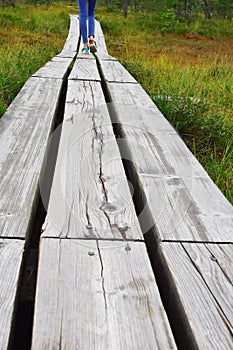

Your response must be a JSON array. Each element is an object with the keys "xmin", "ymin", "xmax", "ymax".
[
  {"xmin": 78, "ymin": 0, "xmax": 88, "ymax": 45},
  {"xmin": 88, "ymin": 0, "xmax": 97, "ymax": 38}
]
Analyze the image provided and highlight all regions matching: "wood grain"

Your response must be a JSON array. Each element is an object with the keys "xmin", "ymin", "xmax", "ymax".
[
  {"xmin": 69, "ymin": 58, "xmax": 100, "ymax": 81},
  {"xmin": 57, "ymin": 15, "xmax": 79, "ymax": 58},
  {"xmin": 182, "ymin": 242, "xmax": 233, "ymax": 325},
  {"xmin": 104, "ymin": 82, "xmax": 233, "ymax": 242},
  {"xmin": 32, "ymin": 238, "xmax": 177, "ymax": 350},
  {"xmin": 42, "ymin": 80, "xmax": 142, "ymax": 240},
  {"xmin": 0, "ymin": 239, "xmax": 24, "ymax": 349},
  {"xmin": 138, "ymin": 175, "xmax": 233, "ymax": 242},
  {"xmin": 0, "ymin": 77, "xmax": 63, "ymax": 238},
  {"xmin": 32, "ymin": 56, "xmax": 73, "ymax": 79},
  {"xmin": 100, "ymin": 60, "xmax": 137, "ymax": 83},
  {"xmin": 160, "ymin": 242, "xmax": 233, "ymax": 349}
]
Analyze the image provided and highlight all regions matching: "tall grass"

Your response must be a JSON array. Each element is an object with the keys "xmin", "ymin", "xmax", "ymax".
[
  {"xmin": 96, "ymin": 8, "xmax": 233, "ymax": 203},
  {"xmin": 0, "ymin": 3, "xmax": 76, "ymax": 115}
]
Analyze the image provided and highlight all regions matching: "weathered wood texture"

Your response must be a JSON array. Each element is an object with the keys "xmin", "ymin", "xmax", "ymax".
[
  {"xmin": 160, "ymin": 242, "xmax": 233, "ymax": 349},
  {"xmin": 42, "ymin": 80, "xmax": 142, "ymax": 239},
  {"xmin": 0, "ymin": 239, "xmax": 25, "ymax": 349},
  {"xmin": 0, "ymin": 77, "xmax": 63, "ymax": 238},
  {"xmin": 32, "ymin": 56, "xmax": 73, "ymax": 79},
  {"xmin": 69, "ymin": 57, "xmax": 100, "ymax": 81},
  {"xmin": 94, "ymin": 21, "xmax": 116, "ymax": 60},
  {"xmin": 100, "ymin": 60, "xmax": 137, "ymax": 83},
  {"xmin": 101, "ymin": 81, "xmax": 233, "ymax": 242},
  {"xmin": 57, "ymin": 14, "xmax": 79, "ymax": 58},
  {"xmin": 32, "ymin": 239, "xmax": 177, "ymax": 350}
]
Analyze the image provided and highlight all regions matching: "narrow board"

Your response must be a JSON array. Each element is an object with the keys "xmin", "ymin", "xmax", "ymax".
[
  {"xmin": 0, "ymin": 77, "xmax": 63, "ymax": 238},
  {"xmin": 32, "ymin": 56, "xmax": 73, "ymax": 79},
  {"xmin": 0, "ymin": 239, "xmax": 25, "ymax": 349},
  {"xmin": 104, "ymin": 82, "xmax": 233, "ymax": 242},
  {"xmin": 100, "ymin": 60, "xmax": 137, "ymax": 83},
  {"xmin": 56, "ymin": 15, "xmax": 79, "ymax": 58},
  {"xmin": 94, "ymin": 20, "xmax": 116, "ymax": 60},
  {"xmin": 42, "ymin": 80, "xmax": 142, "ymax": 240},
  {"xmin": 160, "ymin": 242, "xmax": 233, "ymax": 349},
  {"xmin": 31, "ymin": 239, "xmax": 177, "ymax": 350},
  {"xmin": 69, "ymin": 57, "xmax": 100, "ymax": 81}
]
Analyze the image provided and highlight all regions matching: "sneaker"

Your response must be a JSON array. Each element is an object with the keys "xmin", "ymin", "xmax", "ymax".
[
  {"xmin": 89, "ymin": 40, "xmax": 97, "ymax": 54},
  {"xmin": 82, "ymin": 47, "xmax": 89, "ymax": 54}
]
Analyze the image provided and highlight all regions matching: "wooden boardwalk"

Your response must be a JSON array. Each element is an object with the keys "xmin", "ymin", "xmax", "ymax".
[{"xmin": 0, "ymin": 15, "xmax": 232, "ymax": 350}]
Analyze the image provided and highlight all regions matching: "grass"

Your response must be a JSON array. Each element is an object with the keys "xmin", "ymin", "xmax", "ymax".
[
  {"xmin": 0, "ymin": 2, "xmax": 77, "ymax": 115},
  {"xmin": 96, "ymin": 8, "xmax": 233, "ymax": 203},
  {"xmin": 0, "ymin": 4, "xmax": 232, "ymax": 203}
]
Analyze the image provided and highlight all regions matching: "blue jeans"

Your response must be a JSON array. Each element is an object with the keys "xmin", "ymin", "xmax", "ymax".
[{"xmin": 78, "ymin": 0, "xmax": 97, "ymax": 43}]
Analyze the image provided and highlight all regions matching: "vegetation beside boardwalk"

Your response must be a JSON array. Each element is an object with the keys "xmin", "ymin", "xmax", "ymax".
[{"xmin": 0, "ymin": 2, "xmax": 232, "ymax": 204}]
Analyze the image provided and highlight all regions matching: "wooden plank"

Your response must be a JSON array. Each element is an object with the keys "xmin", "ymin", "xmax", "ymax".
[
  {"xmin": 0, "ymin": 239, "xmax": 25, "ymax": 349},
  {"xmin": 32, "ymin": 56, "xmax": 73, "ymax": 79},
  {"xmin": 69, "ymin": 57, "xmax": 100, "ymax": 81},
  {"xmin": 182, "ymin": 243, "xmax": 233, "ymax": 325},
  {"xmin": 93, "ymin": 20, "xmax": 117, "ymax": 60},
  {"xmin": 138, "ymin": 175, "xmax": 233, "ymax": 242},
  {"xmin": 31, "ymin": 238, "xmax": 177, "ymax": 350},
  {"xmin": 56, "ymin": 15, "xmax": 79, "ymax": 58},
  {"xmin": 160, "ymin": 242, "xmax": 233, "ymax": 349},
  {"xmin": 204, "ymin": 244, "xmax": 233, "ymax": 282},
  {"xmin": 0, "ymin": 77, "xmax": 63, "ymax": 238},
  {"xmin": 105, "ymin": 82, "xmax": 233, "ymax": 242},
  {"xmin": 42, "ymin": 80, "xmax": 142, "ymax": 240},
  {"xmin": 100, "ymin": 60, "xmax": 137, "ymax": 83}
]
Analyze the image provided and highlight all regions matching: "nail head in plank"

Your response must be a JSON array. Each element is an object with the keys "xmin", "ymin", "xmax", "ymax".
[
  {"xmin": 0, "ymin": 239, "xmax": 25, "ymax": 349},
  {"xmin": 69, "ymin": 58, "xmax": 100, "ymax": 81},
  {"xmin": 0, "ymin": 77, "xmax": 63, "ymax": 238},
  {"xmin": 31, "ymin": 239, "xmax": 177, "ymax": 350},
  {"xmin": 160, "ymin": 242, "xmax": 233, "ymax": 349},
  {"xmin": 42, "ymin": 80, "xmax": 142, "ymax": 240},
  {"xmin": 203, "ymin": 243, "xmax": 233, "ymax": 282}
]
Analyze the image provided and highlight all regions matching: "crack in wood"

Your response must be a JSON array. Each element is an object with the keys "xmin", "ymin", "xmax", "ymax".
[
  {"xmin": 96, "ymin": 240, "xmax": 108, "ymax": 312},
  {"xmin": 181, "ymin": 242, "xmax": 233, "ymax": 330},
  {"xmin": 204, "ymin": 244, "xmax": 233, "ymax": 286}
]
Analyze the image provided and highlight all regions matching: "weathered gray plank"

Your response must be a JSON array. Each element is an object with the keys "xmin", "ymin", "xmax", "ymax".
[
  {"xmin": 56, "ymin": 15, "xmax": 79, "ymax": 58},
  {"xmin": 69, "ymin": 57, "xmax": 100, "ymax": 81},
  {"xmin": 160, "ymin": 242, "xmax": 233, "ymax": 349},
  {"xmin": 0, "ymin": 77, "xmax": 63, "ymax": 238},
  {"xmin": 94, "ymin": 20, "xmax": 115, "ymax": 60},
  {"xmin": 100, "ymin": 60, "xmax": 137, "ymax": 83},
  {"xmin": 32, "ymin": 238, "xmax": 177, "ymax": 350},
  {"xmin": 32, "ymin": 56, "xmax": 73, "ymax": 79},
  {"xmin": 104, "ymin": 82, "xmax": 233, "ymax": 242},
  {"xmin": 138, "ymin": 175, "xmax": 233, "ymax": 241},
  {"xmin": 182, "ymin": 243, "xmax": 233, "ymax": 325},
  {"xmin": 0, "ymin": 239, "xmax": 25, "ymax": 349},
  {"xmin": 204, "ymin": 243, "xmax": 233, "ymax": 282},
  {"xmin": 42, "ymin": 80, "xmax": 142, "ymax": 239}
]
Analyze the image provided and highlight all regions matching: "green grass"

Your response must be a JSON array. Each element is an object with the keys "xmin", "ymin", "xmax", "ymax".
[
  {"xmin": 0, "ymin": 4, "xmax": 232, "ymax": 203},
  {"xmin": 0, "ymin": 3, "xmax": 76, "ymax": 115},
  {"xmin": 96, "ymin": 8, "xmax": 233, "ymax": 204}
]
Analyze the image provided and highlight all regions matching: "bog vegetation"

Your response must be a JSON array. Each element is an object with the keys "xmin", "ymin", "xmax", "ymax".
[{"xmin": 0, "ymin": 0, "xmax": 232, "ymax": 203}]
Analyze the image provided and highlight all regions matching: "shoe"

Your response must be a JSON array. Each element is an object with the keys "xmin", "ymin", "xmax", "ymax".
[
  {"xmin": 89, "ymin": 40, "xmax": 97, "ymax": 54},
  {"xmin": 82, "ymin": 47, "xmax": 89, "ymax": 54}
]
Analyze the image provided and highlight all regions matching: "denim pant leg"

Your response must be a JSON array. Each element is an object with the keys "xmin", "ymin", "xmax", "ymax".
[
  {"xmin": 78, "ymin": 0, "xmax": 88, "ymax": 43},
  {"xmin": 88, "ymin": 0, "xmax": 97, "ymax": 37}
]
